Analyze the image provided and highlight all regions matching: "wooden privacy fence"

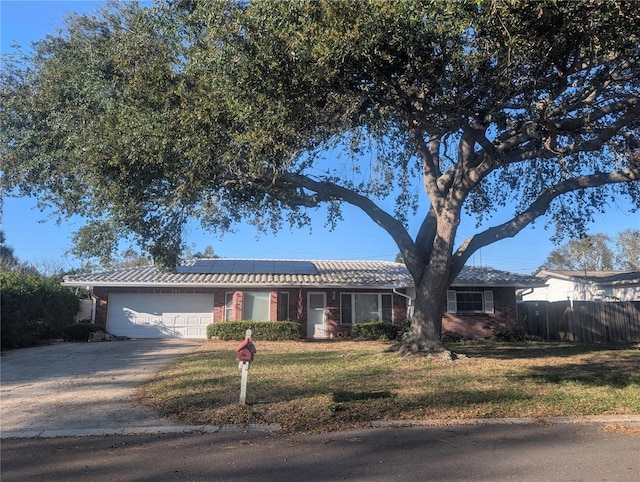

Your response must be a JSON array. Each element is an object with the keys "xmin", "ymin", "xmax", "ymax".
[{"xmin": 517, "ymin": 300, "xmax": 640, "ymax": 343}]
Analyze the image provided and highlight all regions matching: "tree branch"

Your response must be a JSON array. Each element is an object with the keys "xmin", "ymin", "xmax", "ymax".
[
  {"xmin": 450, "ymin": 168, "xmax": 640, "ymax": 276},
  {"xmin": 413, "ymin": 205, "xmax": 437, "ymax": 267},
  {"xmin": 409, "ymin": 128, "xmax": 444, "ymax": 199},
  {"xmin": 276, "ymin": 172, "xmax": 420, "ymax": 275}
]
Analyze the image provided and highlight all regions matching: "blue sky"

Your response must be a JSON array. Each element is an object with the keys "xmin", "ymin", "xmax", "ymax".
[{"xmin": 1, "ymin": 1, "xmax": 638, "ymax": 274}]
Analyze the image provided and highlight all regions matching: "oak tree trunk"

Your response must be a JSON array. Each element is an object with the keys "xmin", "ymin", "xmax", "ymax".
[
  {"xmin": 397, "ymin": 268, "xmax": 450, "ymax": 356},
  {"xmin": 395, "ymin": 217, "xmax": 459, "ymax": 358}
]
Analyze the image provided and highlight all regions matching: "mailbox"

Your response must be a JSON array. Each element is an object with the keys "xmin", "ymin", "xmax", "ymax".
[{"xmin": 236, "ymin": 337, "xmax": 256, "ymax": 363}]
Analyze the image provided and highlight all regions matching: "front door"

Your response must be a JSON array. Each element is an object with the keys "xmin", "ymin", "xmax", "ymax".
[{"xmin": 307, "ymin": 292, "xmax": 327, "ymax": 339}]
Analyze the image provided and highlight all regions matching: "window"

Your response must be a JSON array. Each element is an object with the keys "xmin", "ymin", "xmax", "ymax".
[
  {"xmin": 242, "ymin": 292, "xmax": 270, "ymax": 321},
  {"xmin": 447, "ymin": 290, "xmax": 494, "ymax": 314},
  {"xmin": 341, "ymin": 293, "xmax": 393, "ymax": 324},
  {"xmin": 340, "ymin": 294, "xmax": 353, "ymax": 325},
  {"xmin": 456, "ymin": 292, "xmax": 484, "ymax": 312},
  {"xmin": 224, "ymin": 292, "xmax": 234, "ymax": 321},
  {"xmin": 278, "ymin": 292, "xmax": 289, "ymax": 320}
]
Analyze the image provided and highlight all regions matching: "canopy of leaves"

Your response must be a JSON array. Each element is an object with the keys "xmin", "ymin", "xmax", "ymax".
[{"xmin": 2, "ymin": 0, "xmax": 639, "ymax": 271}]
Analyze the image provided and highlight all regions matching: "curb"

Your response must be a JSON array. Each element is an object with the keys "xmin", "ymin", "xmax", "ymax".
[
  {"xmin": 368, "ymin": 415, "xmax": 640, "ymax": 429},
  {"xmin": 0, "ymin": 424, "xmax": 281, "ymax": 440},
  {"xmin": 3, "ymin": 417, "xmax": 638, "ymax": 439}
]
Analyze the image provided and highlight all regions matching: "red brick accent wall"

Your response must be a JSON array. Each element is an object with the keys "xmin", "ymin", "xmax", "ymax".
[
  {"xmin": 442, "ymin": 287, "xmax": 518, "ymax": 338},
  {"xmin": 91, "ymin": 286, "xmax": 408, "ymax": 338}
]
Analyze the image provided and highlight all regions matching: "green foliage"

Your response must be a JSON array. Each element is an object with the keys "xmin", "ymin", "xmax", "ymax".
[
  {"xmin": 351, "ymin": 321, "xmax": 403, "ymax": 341},
  {"xmin": 2, "ymin": 0, "xmax": 639, "ymax": 351},
  {"xmin": 207, "ymin": 321, "xmax": 301, "ymax": 341},
  {"xmin": 62, "ymin": 322, "xmax": 103, "ymax": 342},
  {"xmin": 0, "ymin": 271, "xmax": 79, "ymax": 348},
  {"xmin": 491, "ymin": 324, "xmax": 528, "ymax": 343},
  {"xmin": 2, "ymin": 1, "xmax": 638, "ymax": 269}
]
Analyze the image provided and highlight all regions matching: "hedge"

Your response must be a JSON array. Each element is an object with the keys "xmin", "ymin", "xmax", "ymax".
[
  {"xmin": 1, "ymin": 271, "xmax": 79, "ymax": 348},
  {"xmin": 207, "ymin": 321, "xmax": 301, "ymax": 341},
  {"xmin": 351, "ymin": 321, "xmax": 405, "ymax": 341}
]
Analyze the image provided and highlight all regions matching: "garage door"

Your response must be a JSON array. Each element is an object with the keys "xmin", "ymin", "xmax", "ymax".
[{"xmin": 107, "ymin": 293, "xmax": 213, "ymax": 339}]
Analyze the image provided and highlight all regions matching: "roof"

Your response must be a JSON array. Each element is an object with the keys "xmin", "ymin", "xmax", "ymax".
[
  {"xmin": 63, "ymin": 259, "xmax": 543, "ymax": 290},
  {"xmin": 63, "ymin": 259, "xmax": 413, "ymax": 289},
  {"xmin": 536, "ymin": 270, "xmax": 640, "ymax": 285},
  {"xmin": 451, "ymin": 266, "xmax": 545, "ymax": 288}
]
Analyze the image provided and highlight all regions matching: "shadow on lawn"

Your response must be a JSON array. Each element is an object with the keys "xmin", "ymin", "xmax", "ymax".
[
  {"xmin": 452, "ymin": 341, "xmax": 639, "ymax": 360},
  {"xmin": 520, "ymin": 357, "xmax": 640, "ymax": 389}
]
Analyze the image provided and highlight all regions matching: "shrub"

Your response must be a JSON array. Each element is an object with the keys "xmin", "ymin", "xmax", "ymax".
[
  {"xmin": 1, "ymin": 271, "xmax": 80, "ymax": 348},
  {"xmin": 207, "ymin": 321, "xmax": 301, "ymax": 341},
  {"xmin": 351, "ymin": 321, "xmax": 402, "ymax": 341},
  {"xmin": 398, "ymin": 319, "xmax": 411, "ymax": 339},
  {"xmin": 491, "ymin": 324, "xmax": 528, "ymax": 342},
  {"xmin": 62, "ymin": 323, "xmax": 104, "ymax": 342},
  {"xmin": 441, "ymin": 330, "xmax": 465, "ymax": 342}
]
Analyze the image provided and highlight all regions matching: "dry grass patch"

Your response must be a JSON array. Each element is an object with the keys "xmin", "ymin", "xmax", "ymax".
[
  {"xmin": 136, "ymin": 340, "xmax": 640, "ymax": 433},
  {"xmin": 603, "ymin": 424, "xmax": 640, "ymax": 435}
]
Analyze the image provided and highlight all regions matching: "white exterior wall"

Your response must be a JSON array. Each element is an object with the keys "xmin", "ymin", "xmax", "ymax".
[
  {"xmin": 609, "ymin": 285, "xmax": 640, "ymax": 301},
  {"xmin": 523, "ymin": 278, "xmax": 640, "ymax": 302},
  {"xmin": 522, "ymin": 278, "xmax": 589, "ymax": 302}
]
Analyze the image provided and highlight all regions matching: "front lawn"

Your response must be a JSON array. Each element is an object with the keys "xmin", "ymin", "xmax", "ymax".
[{"xmin": 136, "ymin": 340, "xmax": 640, "ymax": 433}]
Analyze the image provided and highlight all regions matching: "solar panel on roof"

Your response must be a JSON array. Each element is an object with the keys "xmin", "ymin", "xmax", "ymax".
[
  {"xmin": 253, "ymin": 261, "xmax": 276, "ymax": 274},
  {"xmin": 291, "ymin": 261, "xmax": 317, "ymax": 274},
  {"xmin": 175, "ymin": 264, "xmax": 200, "ymax": 273},
  {"xmin": 177, "ymin": 259, "xmax": 318, "ymax": 275},
  {"xmin": 207, "ymin": 260, "xmax": 234, "ymax": 273}
]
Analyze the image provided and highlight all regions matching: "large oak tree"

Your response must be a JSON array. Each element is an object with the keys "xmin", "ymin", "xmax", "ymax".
[{"xmin": 2, "ymin": 0, "xmax": 639, "ymax": 354}]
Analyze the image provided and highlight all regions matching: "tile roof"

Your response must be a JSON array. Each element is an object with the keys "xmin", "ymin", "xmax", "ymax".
[
  {"xmin": 63, "ymin": 259, "xmax": 413, "ymax": 289},
  {"xmin": 63, "ymin": 259, "xmax": 543, "ymax": 289},
  {"xmin": 537, "ymin": 270, "xmax": 640, "ymax": 285},
  {"xmin": 451, "ymin": 266, "xmax": 545, "ymax": 287}
]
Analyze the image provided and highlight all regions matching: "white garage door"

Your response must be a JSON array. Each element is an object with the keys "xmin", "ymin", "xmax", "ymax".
[{"xmin": 107, "ymin": 293, "xmax": 213, "ymax": 339}]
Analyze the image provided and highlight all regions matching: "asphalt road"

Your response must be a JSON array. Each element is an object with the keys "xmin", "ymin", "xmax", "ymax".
[{"xmin": 2, "ymin": 422, "xmax": 639, "ymax": 481}]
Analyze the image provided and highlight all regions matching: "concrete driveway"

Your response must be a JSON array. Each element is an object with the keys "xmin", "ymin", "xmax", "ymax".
[{"xmin": 1, "ymin": 339, "xmax": 201, "ymax": 437}]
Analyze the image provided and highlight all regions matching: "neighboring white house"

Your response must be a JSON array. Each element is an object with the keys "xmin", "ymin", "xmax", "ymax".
[{"xmin": 521, "ymin": 270, "xmax": 640, "ymax": 302}]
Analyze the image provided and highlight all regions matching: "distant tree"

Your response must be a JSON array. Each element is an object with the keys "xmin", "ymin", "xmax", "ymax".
[
  {"xmin": 541, "ymin": 234, "xmax": 615, "ymax": 271},
  {"xmin": 0, "ymin": 230, "xmax": 19, "ymax": 270},
  {"xmin": 185, "ymin": 245, "xmax": 218, "ymax": 259},
  {"xmin": 116, "ymin": 248, "xmax": 153, "ymax": 268},
  {"xmin": 614, "ymin": 229, "xmax": 640, "ymax": 271},
  {"xmin": 0, "ymin": 230, "xmax": 40, "ymax": 274},
  {"xmin": 26, "ymin": 258, "xmax": 67, "ymax": 277},
  {"xmin": 2, "ymin": 1, "xmax": 639, "ymax": 355},
  {"xmin": 541, "ymin": 230, "xmax": 640, "ymax": 271}
]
